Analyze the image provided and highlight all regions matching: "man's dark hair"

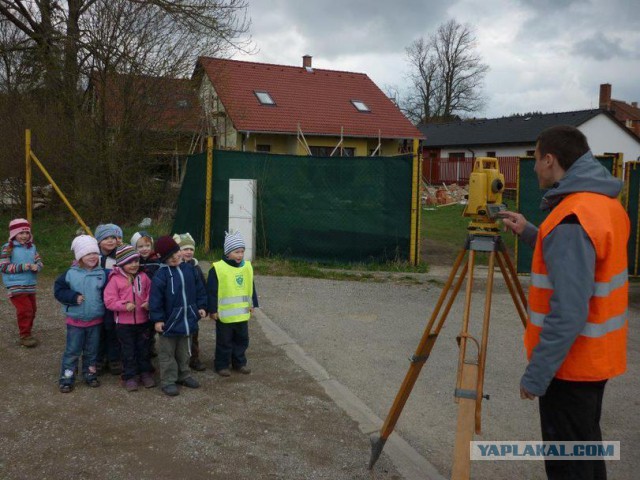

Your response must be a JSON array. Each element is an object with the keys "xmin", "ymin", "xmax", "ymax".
[{"xmin": 536, "ymin": 125, "xmax": 590, "ymax": 170}]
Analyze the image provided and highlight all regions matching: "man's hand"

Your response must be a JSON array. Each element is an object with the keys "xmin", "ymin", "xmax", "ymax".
[
  {"xmin": 210, "ymin": 312, "xmax": 219, "ymax": 321},
  {"xmin": 499, "ymin": 211, "xmax": 527, "ymax": 236},
  {"xmin": 76, "ymin": 295, "xmax": 84, "ymax": 305},
  {"xmin": 520, "ymin": 385, "xmax": 536, "ymax": 400},
  {"xmin": 154, "ymin": 322, "xmax": 164, "ymax": 333}
]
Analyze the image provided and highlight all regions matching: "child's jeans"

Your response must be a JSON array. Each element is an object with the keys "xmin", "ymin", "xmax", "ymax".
[
  {"xmin": 215, "ymin": 321, "xmax": 249, "ymax": 371},
  {"xmin": 117, "ymin": 323, "xmax": 152, "ymax": 380},
  {"xmin": 157, "ymin": 335, "xmax": 191, "ymax": 387},
  {"xmin": 10, "ymin": 293, "xmax": 37, "ymax": 337},
  {"xmin": 59, "ymin": 324, "xmax": 101, "ymax": 386}
]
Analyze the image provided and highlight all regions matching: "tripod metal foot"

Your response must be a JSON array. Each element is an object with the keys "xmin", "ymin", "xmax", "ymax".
[{"xmin": 368, "ymin": 434, "xmax": 387, "ymax": 469}]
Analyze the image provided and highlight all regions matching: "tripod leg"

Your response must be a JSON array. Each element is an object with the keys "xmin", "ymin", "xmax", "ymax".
[
  {"xmin": 369, "ymin": 248, "xmax": 468, "ymax": 469},
  {"xmin": 474, "ymin": 251, "xmax": 496, "ymax": 434},
  {"xmin": 451, "ymin": 362, "xmax": 478, "ymax": 480},
  {"xmin": 454, "ymin": 250, "xmax": 476, "ymax": 396},
  {"xmin": 496, "ymin": 251, "xmax": 527, "ymax": 329},
  {"xmin": 451, "ymin": 249, "xmax": 480, "ymax": 480},
  {"xmin": 498, "ymin": 247, "xmax": 527, "ymax": 310}
]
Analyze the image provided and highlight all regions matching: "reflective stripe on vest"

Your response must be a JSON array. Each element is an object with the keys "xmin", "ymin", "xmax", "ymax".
[
  {"xmin": 531, "ymin": 269, "xmax": 628, "ymax": 297},
  {"xmin": 528, "ymin": 307, "xmax": 628, "ymax": 338},
  {"xmin": 213, "ymin": 260, "xmax": 253, "ymax": 324},
  {"xmin": 525, "ymin": 192, "xmax": 629, "ymax": 382}
]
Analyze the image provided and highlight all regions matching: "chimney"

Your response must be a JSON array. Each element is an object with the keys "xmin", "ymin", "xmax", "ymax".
[
  {"xmin": 302, "ymin": 55, "xmax": 312, "ymax": 69},
  {"xmin": 599, "ymin": 83, "xmax": 611, "ymax": 109}
]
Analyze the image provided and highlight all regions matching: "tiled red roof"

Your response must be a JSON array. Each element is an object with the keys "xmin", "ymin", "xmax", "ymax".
[
  {"xmin": 195, "ymin": 57, "xmax": 423, "ymax": 139},
  {"xmin": 92, "ymin": 73, "xmax": 200, "ymax": 133},
  {"xmin": 610, "ymin": 100, "xmax": 640, "ymax": 121}
]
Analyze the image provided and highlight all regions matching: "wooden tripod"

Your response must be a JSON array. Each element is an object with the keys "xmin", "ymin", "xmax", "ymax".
[{"xmin": 369, "ymin": 232, "xmax": 528, "ymax": 479}]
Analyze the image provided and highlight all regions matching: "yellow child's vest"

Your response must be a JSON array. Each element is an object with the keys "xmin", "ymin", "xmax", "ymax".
[{"xmin": 213, "ymin": 260, "xmax": 253, "ymax": 323}]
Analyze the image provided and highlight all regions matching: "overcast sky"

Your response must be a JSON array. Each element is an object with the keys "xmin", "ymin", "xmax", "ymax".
[{"xmin": 234, "ymin": 0, "xmax": 640, "ymax": 119}]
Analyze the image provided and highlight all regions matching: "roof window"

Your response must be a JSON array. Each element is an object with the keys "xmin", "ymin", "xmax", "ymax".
[
  {"xmin": 351, "ymin": 100, "xmax": 370, "ymax": 112},
  {"xmin": 255, "ymin": 91, "xmax": 275, "ymax": 105}
]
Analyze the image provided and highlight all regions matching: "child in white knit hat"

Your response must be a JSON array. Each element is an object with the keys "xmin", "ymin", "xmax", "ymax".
[
  {"xmin": 53, "ymin": 235, "xmax": 107, "ymax": 393},
  {"xmin": 207, "ymin": 231, "xmax": 259, "ymax": 377}
]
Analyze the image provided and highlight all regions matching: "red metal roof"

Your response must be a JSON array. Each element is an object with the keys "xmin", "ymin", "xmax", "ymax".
[{"xmin": 196, "ymin": 57, "xmax": 423, "ymax": 139}]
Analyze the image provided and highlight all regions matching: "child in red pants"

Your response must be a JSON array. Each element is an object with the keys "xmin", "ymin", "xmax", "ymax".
[{"xmin": 0, "ymin": 219, "xmax": 43, "ymax": 347}]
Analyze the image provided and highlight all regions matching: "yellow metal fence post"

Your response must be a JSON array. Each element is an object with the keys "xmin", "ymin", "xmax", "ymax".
[
  {"xmin": 29, "ymin": 150, "xmax": 92, "ymax": 235},
  {"xmin": 409, "ymin": 138, "xmax": 420, "ymax": 265},
  {"xmin": 25, "ymin": 129, "xmax": 32, "ymax": 223},
  {"xmin": 204, "ymin": 137, "xmax": 213, "ymax": 253}
]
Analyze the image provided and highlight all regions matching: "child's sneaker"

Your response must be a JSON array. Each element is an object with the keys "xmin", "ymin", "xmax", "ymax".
[
  {"xmin": 124, "ymin": 378, "xmax": 139, "ymax": 392},
  {"xmin": 59, "ymin": 384, "xmax": 73, "ymax": 393},
  {"xmin": 161, "ymin": 384, "xmax": 179, "ymax": 396},
  {"xmin": 189, "ymin": 359, "xmax": 206, "ymax": 371},
  {"xmin": 86, "ymin": 377, "xmax": 100, "ymax": 388},
  {"xmin": 20, "ymin": 336, "xmax": 38, "ymax": 348},
  {"xmin": 140, "ymin": 372, "xmax": 156, "ymax": 388},
  {"xmin": 177, "ymin": 377, "xmax": 200, "ymax": 388}
]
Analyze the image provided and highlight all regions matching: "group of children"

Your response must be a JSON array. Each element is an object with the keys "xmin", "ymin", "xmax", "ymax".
[{"xmin": 1, "ymin": 218, "xmax": 258, "ymax": 397}]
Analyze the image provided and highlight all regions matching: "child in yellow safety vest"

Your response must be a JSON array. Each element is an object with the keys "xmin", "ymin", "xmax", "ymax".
[{"xmin": 206, "ymin": 231, "xmax": 259, "ymax": 377}]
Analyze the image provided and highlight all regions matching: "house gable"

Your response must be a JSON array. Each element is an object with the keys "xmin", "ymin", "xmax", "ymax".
[{"xmin": 194, "ymin": 57, "xmax": 423, "ymax": 140}]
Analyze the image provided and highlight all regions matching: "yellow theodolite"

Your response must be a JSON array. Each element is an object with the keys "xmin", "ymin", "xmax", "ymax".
[{"xmin": 463, "ymin": 157, "xmax": 506, "ymax": 234}]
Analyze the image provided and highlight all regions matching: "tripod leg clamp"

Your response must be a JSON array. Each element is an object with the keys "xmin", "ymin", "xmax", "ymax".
[
  {"xmin": 410, "ymin": 354, "xmax": 430, "ymax": 364},
  {"xmin": 454, "ymin": 388, "xmax": 490, "ymax": 400}
]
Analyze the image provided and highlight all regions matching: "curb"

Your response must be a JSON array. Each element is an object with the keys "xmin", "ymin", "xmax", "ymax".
[{"xmin": 254, "ymin": 309, "xmax": 446, "ymax": 480}]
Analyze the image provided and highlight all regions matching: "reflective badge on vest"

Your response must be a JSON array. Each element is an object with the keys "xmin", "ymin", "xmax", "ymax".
[{"xmin": 235, "ymin": 274, "xmax": 244, "ymax": 287}]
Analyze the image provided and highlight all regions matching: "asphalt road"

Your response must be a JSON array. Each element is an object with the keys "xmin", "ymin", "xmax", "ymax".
[{"xmin": 257, "ymin": 269, "xmax": 640, "ymax": 480}]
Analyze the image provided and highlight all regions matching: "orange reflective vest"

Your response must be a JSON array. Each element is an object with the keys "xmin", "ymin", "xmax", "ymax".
[{"xmin": 525, "ymin": 192, "xmax": 629, "ymax": 381}]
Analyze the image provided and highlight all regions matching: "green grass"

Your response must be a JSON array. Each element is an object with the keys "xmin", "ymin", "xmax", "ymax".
[
  {"xmin": 2, "ymin": 202, "xmax": 512, "ymax": 281},
  {"xmin": 420, "ymin": 202, "xmax": 517, "ymax": 266}
]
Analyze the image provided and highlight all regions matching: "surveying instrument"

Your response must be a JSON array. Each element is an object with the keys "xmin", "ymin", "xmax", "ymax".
[{"xmin": 369, "ymin": 158, "xmax": 528, "ymax": 479}]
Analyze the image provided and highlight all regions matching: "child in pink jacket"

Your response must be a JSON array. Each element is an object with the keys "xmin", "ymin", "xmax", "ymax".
[{"xmin": 104, "ymin": 244, "xmax": 154, "ymax": 391}]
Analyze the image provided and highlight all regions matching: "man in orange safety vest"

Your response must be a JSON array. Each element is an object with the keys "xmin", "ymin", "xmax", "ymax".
[{"xmin": 501, "ymin": 125, "xmax": 629, "ymax": 480}]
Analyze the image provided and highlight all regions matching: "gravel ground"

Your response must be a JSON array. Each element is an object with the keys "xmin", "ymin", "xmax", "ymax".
[
  {"xmin": 0, "ymin": 280, "xmax": 401, "ymax": 480},
  {"xmin": 258, "ymin": 269, "xmax": 640, "ymax": 480}
]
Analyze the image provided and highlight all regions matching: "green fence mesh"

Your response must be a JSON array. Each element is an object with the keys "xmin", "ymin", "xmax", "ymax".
[
  {"xmin": 173, "ymin": 150, "xmax": 415, "ymax": 262},
  {"xmin": 626, "ymin": 162, "xmax": 640, "ymax": 276},
  {"xmin": 516, "ymin": 156, "xmax": 615, "ymax": 274}
]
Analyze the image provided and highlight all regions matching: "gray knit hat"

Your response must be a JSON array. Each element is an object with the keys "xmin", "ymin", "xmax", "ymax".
[{"xmin": 223, "ymin": 231, "xmax": 245, "ymax": 255}]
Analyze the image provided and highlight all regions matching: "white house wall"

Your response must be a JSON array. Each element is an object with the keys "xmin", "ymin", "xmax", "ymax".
[
  {"xmin": 437, "ymin": 113, "xmax": 640, "ymax": 162},
  {"xmin": 439, "ymin": 145, "xmax": 534, "ymax": 158},
  {"xmin": 198, "ymin": 76, "xmax": 238, "ymax": 149},
  {"xmin": 578, "ymin": 114, "xmax": 640, "ymax": 162}
]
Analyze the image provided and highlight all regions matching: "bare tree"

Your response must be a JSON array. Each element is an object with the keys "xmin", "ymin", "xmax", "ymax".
[
  {"xmin": 403, "ymin": 19, "xmax": 488, "ymax": 124},
  {"xmin": 404, "ymin": 37, "xmax": 442, "ymax": 123},
  {"xmin": 0, "ymin": 0, "xmax": 251, "ymax": 220}
]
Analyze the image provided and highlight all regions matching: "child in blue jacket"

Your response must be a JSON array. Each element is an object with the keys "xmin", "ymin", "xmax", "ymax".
[
  {"xmin": 150, "ymin": 236, "xmax": 208, "ymax": 396},
  {"xmin": 54, "ymin": 235, "xmax": 106, "ymax": 393}
]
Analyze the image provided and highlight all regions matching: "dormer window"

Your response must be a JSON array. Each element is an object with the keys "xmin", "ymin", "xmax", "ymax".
[
  {"xmin": 255, "ymin": 91, "xmax": 275, "ymax": 105},
  {"xmin": 351, "ymin": 100, "xmax": 370, "ymax": 112}
]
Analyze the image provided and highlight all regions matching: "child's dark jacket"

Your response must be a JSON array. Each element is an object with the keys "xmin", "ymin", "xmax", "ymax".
[{"xmin": 149, "ymin": 262, "xmax": 207, "ymax": 336}]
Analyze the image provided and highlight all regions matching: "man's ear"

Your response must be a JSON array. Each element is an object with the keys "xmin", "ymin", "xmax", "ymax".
[{"xmin": 543, "ymin": 152, "xmax": 556, "ymax": 167}]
